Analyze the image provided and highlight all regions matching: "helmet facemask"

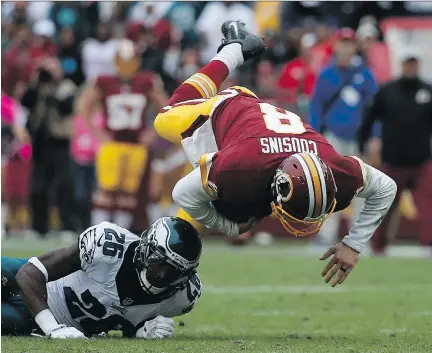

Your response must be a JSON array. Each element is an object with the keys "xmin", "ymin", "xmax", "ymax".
[
  {"xmin": 271, "ymin": 198, "xmax": 337, "ymax": 237},
  {"xmin": 114, "ymin": 55, "xmax": 140, "ymax": 79},
  {"xmin": 271, "ymin": 165, "xmax": 337, "ymax": 237},
  {"xmin": 114, "ymin": 39, "xmax": 141, "ymax": 79},
  {"xmin": 134, "ymin": 229, "xmax": 195, "ymax": 296}
]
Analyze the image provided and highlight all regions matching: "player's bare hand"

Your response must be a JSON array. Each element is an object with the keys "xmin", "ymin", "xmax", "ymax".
[
  {"xmin": 319, "ymin": 243, "xmax": 359, "ymax": 287},
  {"xmin": 238, "ymin": 217, "xmax": 260, "ymax": 235}
]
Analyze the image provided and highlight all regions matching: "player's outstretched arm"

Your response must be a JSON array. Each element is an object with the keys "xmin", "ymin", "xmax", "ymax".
[
  {"xmin": 320, "ymin": 162, "xmax": 396, "ymax": 286},
  {"xmin": 15, "ymin": 244, "xmax": 86, "ymax": 338},
  {"xmin": 343, "ymin": 162, "xmax": 397, "ymax": 253}
]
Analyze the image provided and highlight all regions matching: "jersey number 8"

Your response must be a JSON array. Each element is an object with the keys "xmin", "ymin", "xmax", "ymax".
[{"xmin": 259, "ymin": 103, "xmax": 306, "ymax": 135}]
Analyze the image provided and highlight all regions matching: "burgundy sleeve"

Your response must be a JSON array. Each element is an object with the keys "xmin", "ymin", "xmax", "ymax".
[{"xmin": 168, "ymin": 60, "xmax": 229, "ymax": 106}]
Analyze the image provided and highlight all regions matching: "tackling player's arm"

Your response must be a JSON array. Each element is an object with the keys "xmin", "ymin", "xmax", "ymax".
[
  {"xmin": 15, "ymin": 241, "xmax": 85, "ymax": 338},
  {"xmin": 77, "ymin": 79, "xmax": 110, "ymax": 142}
]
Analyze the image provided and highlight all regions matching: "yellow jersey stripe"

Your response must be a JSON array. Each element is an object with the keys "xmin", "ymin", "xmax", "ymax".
[
  {"xmin": 185, "ymin": 77, "xmax": 210, "ymax": 98},
  {"xmin": 199, "ymin": 154, "xmax": 217, "ymax": 199},
  {"xmin": 195, "ymin": 73, "xmax": 217, "ymax": 96},
  {"xmin": 194, "ymin": 74, "xmax": 214, "ymax": 98}
]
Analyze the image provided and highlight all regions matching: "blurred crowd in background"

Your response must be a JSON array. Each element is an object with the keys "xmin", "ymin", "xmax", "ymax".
[{"xmin": 1, "ymin": 1, "xmax": 432, "ymax": 254}]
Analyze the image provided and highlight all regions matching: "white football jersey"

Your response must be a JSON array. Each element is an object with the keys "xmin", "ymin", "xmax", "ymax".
[{"xmin": 46, "ymin": 222, "xmax": 202, "ymax": 336}]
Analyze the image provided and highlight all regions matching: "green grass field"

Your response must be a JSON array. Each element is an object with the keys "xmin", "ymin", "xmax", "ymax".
[{"xmin": 2, "ymin": 242, "xmax": 432, "ymax": 353}]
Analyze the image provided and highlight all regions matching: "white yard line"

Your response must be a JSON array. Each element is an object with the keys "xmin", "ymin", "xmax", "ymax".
[
  {"xmin": 251, "ymin": 310, "xmax": 299, "ymax": 317},
  {"xmin": 379, "ymin": 328, "xmax": 409, "ymax": 334},
  {"xmin": 204, "ymin": 285, "xmax": 344, "ymax": 294},
  {"xmin": 203, "ymin": 284, "xmax": 432, "ymax": 295},
  {"xmin": 192, "ymin": 324, "xmax": 413, "ymax": 336},
  {"xmin": 412, "ymin": 311, "xmax": 432, "ymax": 316}
]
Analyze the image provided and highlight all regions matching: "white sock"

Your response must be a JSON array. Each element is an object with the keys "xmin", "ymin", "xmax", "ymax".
[
  {"xmin": 211, "ymin": 43, "xmax": 244, "ymax": 72},
  {"xmin": 92, "ymin": 208, "xmax": 110, "ymax": 225},
  {"xmin": 113, "ymin": 210, "xmax": 133, "ymax": 229}
]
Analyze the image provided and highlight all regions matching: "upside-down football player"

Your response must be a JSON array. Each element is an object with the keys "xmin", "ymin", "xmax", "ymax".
[
  {"xmin": 78, "ymin": 39, "xmax": 168, "ymax": 231},
  {"xmin": 154, "ymin": 21, "xmax": 397, "ymax": 287},
  {"xmin": 2, "ymin": 217, "xmax": 202, "ymax": 339}
]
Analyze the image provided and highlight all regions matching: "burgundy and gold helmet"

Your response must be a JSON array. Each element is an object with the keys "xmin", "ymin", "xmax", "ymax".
[
  {"xmin": 114, "ymin": 39, "xmax": 141, "ymax": 78},
  {"xmin": 271, "ymin": 152, "xmax": 337, "ymax": 237}
]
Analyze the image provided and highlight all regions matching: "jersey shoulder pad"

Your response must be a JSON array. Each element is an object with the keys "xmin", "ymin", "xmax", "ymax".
[
  {"xmin": 163, "ymin": 273, "xmax": 203, "ymax": 317},
  {"xmin": 79, "ymin": 222, "xmax": 139, "ymax": 283}
]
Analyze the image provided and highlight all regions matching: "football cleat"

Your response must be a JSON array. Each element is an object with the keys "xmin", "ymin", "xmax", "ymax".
[{"xmin": 217, "ymin": 20, "xmax": 266, "ymax": 61}]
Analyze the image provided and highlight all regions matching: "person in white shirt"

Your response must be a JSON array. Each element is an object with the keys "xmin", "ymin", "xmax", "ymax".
[
  {"xmin": 195, "ymin": 1, "xmax": 257, "ymax": 64},
  {"xmin": 81, "ymin": 22, "xmax": 120, "ymax": 80}
]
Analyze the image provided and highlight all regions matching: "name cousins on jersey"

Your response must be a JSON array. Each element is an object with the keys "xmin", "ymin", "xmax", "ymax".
[{"xmin": 260, "ymin": 137, "xmax": 318, "ymax": 155}]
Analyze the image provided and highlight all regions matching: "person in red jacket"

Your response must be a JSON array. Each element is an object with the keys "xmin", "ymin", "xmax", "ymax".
[
  {"xmin": 277, "ymin": 33, "xmax": 318, "ymax": 119},
  {"xmin": 2, "ymin": 20, "xmax": 57, "ymax": 99}
]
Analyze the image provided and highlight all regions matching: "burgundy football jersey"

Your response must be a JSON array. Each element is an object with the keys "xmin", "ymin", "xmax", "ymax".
[
  {"xmin": 96, "ymin": 72, "xmax": 157, "ymax": 143},
  {"xmin": 206, "ymin": 92, "xmax": 364, "ymax": 223}
]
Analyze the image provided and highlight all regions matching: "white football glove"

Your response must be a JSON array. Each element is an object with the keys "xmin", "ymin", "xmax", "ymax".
[
  {"xmin": 136, "ymin": 315, "xmax": 174, "ymax": 339},
  {"xmin": 49, "ymin": 325, "xmax": 87, "ymax": 339}
]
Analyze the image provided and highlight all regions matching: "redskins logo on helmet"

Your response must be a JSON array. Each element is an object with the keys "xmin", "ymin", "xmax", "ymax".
[
  {"xmin": 271, "ymin": 152, "xmax": 337, "ymax": 237},
  {"xmin": 114, "ymin": 39, "xmax": 140, "ymax": 78}
]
